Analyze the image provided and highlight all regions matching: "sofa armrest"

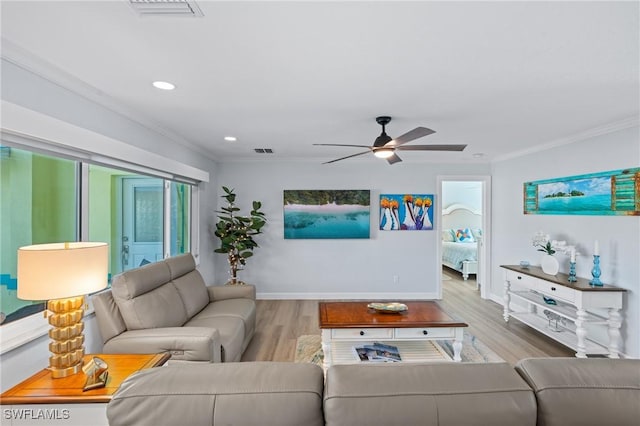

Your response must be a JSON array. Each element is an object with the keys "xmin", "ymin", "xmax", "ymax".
[
  {"xmin": 103, "ymin": 327, "xmax": 221, "ymax": 363},
  {"xmin": 208, "ymin": 284, "xmax": 256, "ymax": 302}
]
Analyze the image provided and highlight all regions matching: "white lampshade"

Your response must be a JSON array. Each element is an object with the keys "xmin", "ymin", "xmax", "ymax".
[{"xmin": 17, "ymin": 242, "xmax": 108, "ymax": 301}]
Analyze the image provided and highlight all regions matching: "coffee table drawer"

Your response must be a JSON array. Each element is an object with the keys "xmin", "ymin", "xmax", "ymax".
[
  {"xmin": 394, "ymin": 327, "xmax": 455, "ymax": 339},
  {"xmin": 331, "ymin": 328, "xmax": 393, "ymax": 339}
]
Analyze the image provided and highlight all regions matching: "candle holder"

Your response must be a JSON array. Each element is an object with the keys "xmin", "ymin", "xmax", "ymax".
[
  {"xmin": 589, "ymin": 255, "xmax": 603, "ymax": 286},
  {"xmin": 568, "ymin": 261, "xmax": 577, "ymax": 282}
]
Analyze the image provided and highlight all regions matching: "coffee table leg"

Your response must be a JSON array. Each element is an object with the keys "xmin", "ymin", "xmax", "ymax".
[
  {"xmin": 452, "ymin": 328, "xmax": 464, "ymax": 362},
  {"xmin": 321, "ymin": 329, "xmax": 332, "ymax": 369}
]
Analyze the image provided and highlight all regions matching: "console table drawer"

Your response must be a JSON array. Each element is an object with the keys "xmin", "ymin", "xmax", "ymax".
[
  {"xmin": 331, "ymin": 328, "xmax": 393, "ymax": 339},
  {"xmin": 505, "ymin": 270, "xmax": 537, "ymax": 289},
  {"xmin": 395, "ymin": 327, "xmax": 454, "ymax": 339},
  {"xmin": 537, "ymin": 281, "xmax": 575, "ymax": 303}
]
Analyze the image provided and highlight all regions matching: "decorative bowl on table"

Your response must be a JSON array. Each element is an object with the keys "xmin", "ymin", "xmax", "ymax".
[{"xmin": 367, "ymin": 302, "xmax": 408, "ymax": 314}]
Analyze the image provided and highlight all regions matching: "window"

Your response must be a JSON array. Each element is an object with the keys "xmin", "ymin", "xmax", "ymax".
[
  {"xmin": 1, "ymin": 147, "xmax": 195, "ymax": 329},
  {"xmin": 170, "ymin": 182, "xmax": 191, "ymax": 257},
  {"xmin": 0, "ymin": 148, "xmax": 77, "ymax": 324}
]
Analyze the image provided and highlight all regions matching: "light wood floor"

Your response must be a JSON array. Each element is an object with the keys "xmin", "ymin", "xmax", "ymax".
[{"xmin": 241, "ymin": 268, "xmax": 574, "ymax": 365}]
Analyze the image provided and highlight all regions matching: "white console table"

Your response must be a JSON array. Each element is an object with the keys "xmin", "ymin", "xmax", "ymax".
[{"xmin": 501, "ymin": 265, "xmax": 626, "ymax": 358}]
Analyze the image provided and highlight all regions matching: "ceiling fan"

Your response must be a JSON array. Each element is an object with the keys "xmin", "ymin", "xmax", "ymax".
[{"xmin": 314, "ymin": 116, "xmax": 466, "ymax": 165}]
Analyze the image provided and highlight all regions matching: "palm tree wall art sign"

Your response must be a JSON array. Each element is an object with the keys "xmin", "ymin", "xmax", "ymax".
[
  {"xmin": 379, "ymin": 194, "xmax": 434, "ymax": 231},
  {"xmin": 524, "ymin": 168, "xmax": 639, "ymax": 215}
]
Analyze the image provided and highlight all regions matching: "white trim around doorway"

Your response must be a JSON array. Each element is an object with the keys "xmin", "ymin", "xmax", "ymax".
[{"xmin": 436, "ymin": 175, "xmax": 492, "ymax": 300}]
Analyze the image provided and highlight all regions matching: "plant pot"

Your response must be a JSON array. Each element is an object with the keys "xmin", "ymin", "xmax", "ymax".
[{"xmin": 540, "ymin": 254, "xmax": 559, "ymax": 275}]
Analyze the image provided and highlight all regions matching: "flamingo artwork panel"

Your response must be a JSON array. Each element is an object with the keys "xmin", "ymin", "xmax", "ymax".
[{"xmin": 379, "ymin": 194, "xmax": 434, "ymax": 231}]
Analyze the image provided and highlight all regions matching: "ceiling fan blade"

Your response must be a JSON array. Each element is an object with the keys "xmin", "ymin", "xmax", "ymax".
[
  {"xmin": 313, "ymin": 143, "xmax": 373, "ymax": 148},
  {"xmin": 323, "ymin": 150, "xmax": 371, "ymax": 164},
  {"xmin": 387, "ymin": 153, "xmax": 403, "ymax": 165},
  {"xmin": 389, "ymin": 127, "xmax": 435, "ymax": 147},
  {"xmin": 396, "ymin": 144, "xmax": 467, "ymax": 152}
]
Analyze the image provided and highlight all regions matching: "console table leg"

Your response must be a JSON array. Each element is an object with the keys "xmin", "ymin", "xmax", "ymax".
[
  {"xmin": 452, "ymin": 328, "xmax": 463, "ymax": 362},
  {"xmin": 575, "ymin": 309, "xmax": 588, "ymax": 358},
  {"xmin": 503, "ymin": 280, "xmax": 511, "ymax": 322},
  {"xmin": 321, "ymin": 329, "xmax": 332, "ymax": 370},
  {"xmin": 607, "ymin": 308, "xmax": 622, "ymax": 359}
]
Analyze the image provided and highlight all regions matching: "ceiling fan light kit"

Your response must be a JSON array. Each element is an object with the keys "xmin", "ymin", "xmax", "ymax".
[
  {"xmin": 373, "ymin": 148, "xmax": 394, "ymax": 159},
  {"xmin": 314, "ymin": 116, "xmax": 466, "ymax": 165}
]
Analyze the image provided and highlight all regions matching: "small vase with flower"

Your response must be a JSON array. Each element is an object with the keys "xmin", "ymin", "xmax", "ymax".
[{"xmin": 532, "ymin": 232, "xmax": 560, "ymax": 275}]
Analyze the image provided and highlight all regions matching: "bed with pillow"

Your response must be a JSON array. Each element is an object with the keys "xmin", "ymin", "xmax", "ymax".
[{"xmin": 441, "ymin": 204, "xmax": 481, "ymax": 280}]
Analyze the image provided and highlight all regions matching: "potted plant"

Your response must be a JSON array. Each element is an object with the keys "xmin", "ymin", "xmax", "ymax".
[{"xmin": 214, "ymin": 186, "xmax": 266, "ymax": 285}]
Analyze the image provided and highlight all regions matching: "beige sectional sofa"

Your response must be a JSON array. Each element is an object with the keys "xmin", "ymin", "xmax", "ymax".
[
  {"xmin": 107, "ymin": 357, "xmax": 640, "ymax": 426},
  {"xmin": 93, "ymin": 254, "xmax": 255, "ymax": 363}
]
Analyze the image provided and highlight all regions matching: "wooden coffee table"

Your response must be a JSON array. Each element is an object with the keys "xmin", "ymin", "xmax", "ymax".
[{"xmin": 319, "ymin": 301, "xmax": 468, "ymax": 368}]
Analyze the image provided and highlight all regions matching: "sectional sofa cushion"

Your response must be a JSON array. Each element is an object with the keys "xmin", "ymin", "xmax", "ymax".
[
  {"xmin": 515, "ymin": 357, "xmax": 640, "ymax": 426},
  {"xmin": 185, "ymin": 315, "xmax": 244, "ymax": 362},
  {"xmin": 111, "ymin": 261, "xmax": 189, "ymax": 330},
  {"xmin": 324, "ymin": 362, "xmax": 536, "ymax": 426},
  {"xmin": 107, "ymin": 362, "xmax": 325, "ymax": 426}
]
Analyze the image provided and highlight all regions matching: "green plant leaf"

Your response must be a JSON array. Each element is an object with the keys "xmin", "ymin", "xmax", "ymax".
[{"xmin": 214, "ymin": 186, "xmax": 266, "ymax": 270}]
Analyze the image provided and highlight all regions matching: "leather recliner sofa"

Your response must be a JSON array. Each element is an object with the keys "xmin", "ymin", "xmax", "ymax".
[
  {"xmin": 106, "ymin": 357, "xmax": 640, "ymax": 426},
  {"xmin": 93, "ymin": 253, "xmax": 255, "ymax": 363}
]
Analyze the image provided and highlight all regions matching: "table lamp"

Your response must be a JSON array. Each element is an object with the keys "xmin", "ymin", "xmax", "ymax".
[{"xmin": 17, "ymin": 242, "xmax": 108, "ymax": 378}]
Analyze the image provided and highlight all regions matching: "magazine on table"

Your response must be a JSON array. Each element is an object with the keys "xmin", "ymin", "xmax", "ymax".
[{"xmin": 352, "ymin": 342, "xmax": 401, "ymax": 362}]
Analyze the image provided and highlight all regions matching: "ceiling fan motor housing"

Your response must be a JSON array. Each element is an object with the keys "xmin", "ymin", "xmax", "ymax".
[{"xmin": 374, "ymin": 116, "xmax": 393, "ymax": 147}]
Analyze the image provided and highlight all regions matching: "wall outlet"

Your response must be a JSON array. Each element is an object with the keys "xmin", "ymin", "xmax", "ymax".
[{"xmin": 393, "ymin": 275, "xmax": 399, "ymax": 284}]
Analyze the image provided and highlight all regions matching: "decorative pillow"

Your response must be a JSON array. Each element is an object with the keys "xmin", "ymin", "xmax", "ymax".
[
  {"xmin": 442, "ymin": 229, "xmax": 455, "ymax": 242},
  {"xmin": 472, "ymin": 228, "xmax": 483, "ymax": 239},
  {"xmin": 455, "ymin": 228, "xmax": 475, "ymax": 243}
]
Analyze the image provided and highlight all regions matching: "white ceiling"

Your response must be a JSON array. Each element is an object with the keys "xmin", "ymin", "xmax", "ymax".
[{"xmin": 1, "ymin": 0, "xmax": 638, "ymax": 165}]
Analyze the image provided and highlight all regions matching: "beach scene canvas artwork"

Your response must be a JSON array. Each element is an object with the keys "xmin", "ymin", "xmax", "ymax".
[
  {"xmin": 284, "ymin": 190, "xmax": 370, "ymax": 239},
  {"xmin": 379, "ymin": 194, "xmax": 434, "ymax": 230},
  {"xmin": 524, "ymin": 168, "xmax": 639, "ymax": 215}
]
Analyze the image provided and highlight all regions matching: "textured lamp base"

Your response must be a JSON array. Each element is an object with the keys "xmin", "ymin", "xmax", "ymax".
[{"xmin": 47, "ymin": 296, "xmax": 86, "ymax": 378}]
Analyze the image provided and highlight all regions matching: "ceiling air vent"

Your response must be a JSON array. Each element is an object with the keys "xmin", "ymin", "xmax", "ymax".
[
  {"xmin": 254, "ymin": 149, "xmax": 274, "ymax": 154},
  {"xmin": 129, "ymin": 0, "xmax": 204, "ymax": 17}
]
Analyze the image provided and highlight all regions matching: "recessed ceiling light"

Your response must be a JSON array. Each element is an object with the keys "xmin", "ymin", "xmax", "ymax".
[
  {"xmin": 472, "ymin": 153, "xmax": 485, "ymax": 158},
  {"xmin": 152, "ymin": 81, "xmax": 175, "ymax": 90},
  {"xmin": 224, "ymin": 136, "xmax": 237, "ymax": 142}
]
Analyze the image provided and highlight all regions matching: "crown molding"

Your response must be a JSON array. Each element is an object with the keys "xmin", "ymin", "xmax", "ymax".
[
  {"xmin": 1, "ymin": 38, "xmax": 218, "ymax": 162},
  {"xmin": 492, "ymin": 116, "xmax": 640, "ymax": 163}
]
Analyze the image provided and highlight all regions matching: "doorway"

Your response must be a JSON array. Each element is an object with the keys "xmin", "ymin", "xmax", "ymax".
[
  {"xmin": 436, "ymin": 175, "xmax": 491, "ymax": 300},
  {"xmin": 118, "ymin": 177, "xmax": 164, "ymax": 271}
]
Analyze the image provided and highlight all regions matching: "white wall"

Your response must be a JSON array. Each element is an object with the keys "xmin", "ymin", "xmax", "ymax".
[
  {"xmin": 491, "ymin": 126, "xmax": 640, "ymax": 358},
  {"xmin": 213, "ymin": 161, "xmax": 490, "ymax": 298},
  {"xmin": 442, "ymin": 181, "xmax": 483, "ymax": 211}
]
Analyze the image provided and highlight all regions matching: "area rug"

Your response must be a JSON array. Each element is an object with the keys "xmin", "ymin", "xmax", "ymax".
[{"xmin": 294, "ymin": 332, "xmax": 504, "ymax": 366}]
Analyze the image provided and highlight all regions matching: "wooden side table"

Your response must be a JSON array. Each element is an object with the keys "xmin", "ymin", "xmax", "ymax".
[{"xmin": 1, "ymin": 353, "xmax": 170, "ymax": 425}]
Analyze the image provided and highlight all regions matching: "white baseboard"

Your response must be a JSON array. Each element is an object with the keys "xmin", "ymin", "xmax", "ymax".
[{"xmin": 256, "ymin": 292, "xmax": 441, "ymax": 300}]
